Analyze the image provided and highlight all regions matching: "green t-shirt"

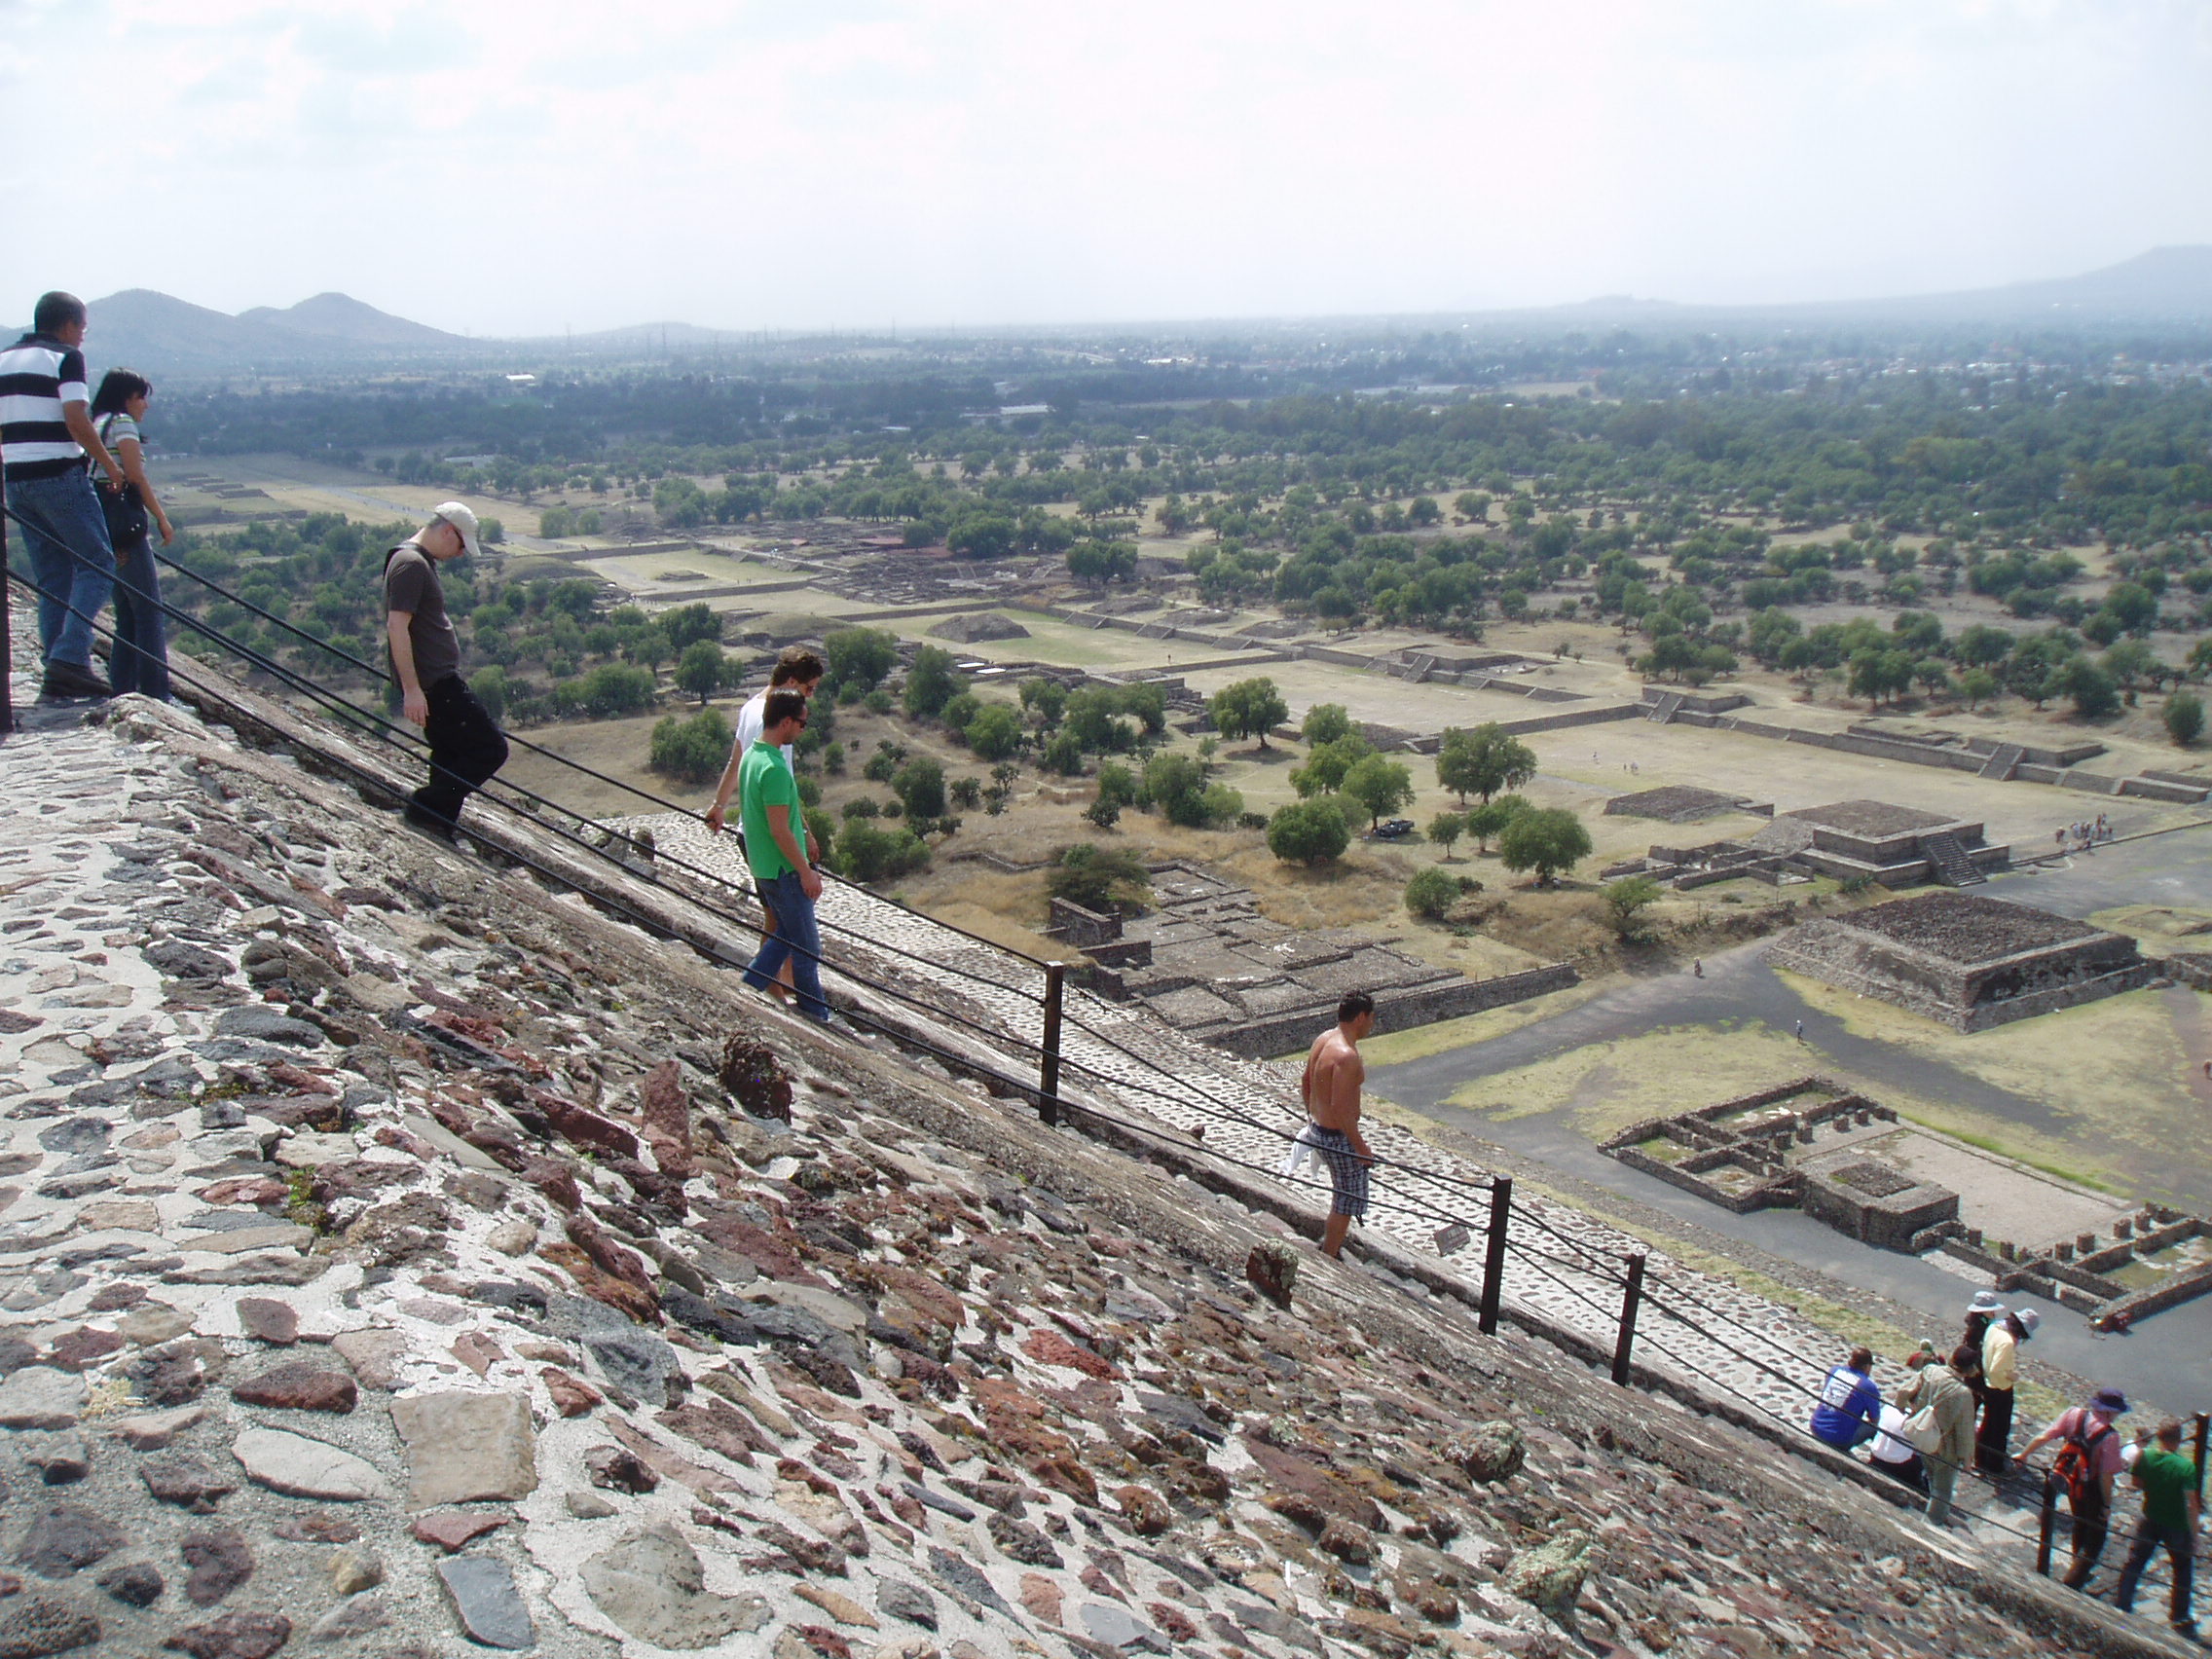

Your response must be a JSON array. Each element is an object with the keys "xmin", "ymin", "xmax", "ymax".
[
  {"xmin": 2137, "ymin": 1446, "xmax": 2197, "ymax": 1531},
  {"xmin": 737, "ymin": 741, "xmax": 802, "ymax": 882}
]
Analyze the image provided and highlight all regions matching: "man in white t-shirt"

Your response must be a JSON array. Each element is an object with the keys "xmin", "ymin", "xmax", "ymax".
[{"xmin": 707, "ymin": 645, "xmax": 825, "ymax": 999}]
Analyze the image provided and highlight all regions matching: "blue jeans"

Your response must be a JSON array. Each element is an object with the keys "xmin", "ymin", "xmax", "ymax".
[
  {"xmin": 109, "ymin": 534, "xmax": 168, "ymax": 700},
  {"xmin": 4, "ymin": 468, "xmax": 115, "ymax": 669},
  {"xmin": 744, "ymin": 869, "xmax": 829, "ymax": 1022}
]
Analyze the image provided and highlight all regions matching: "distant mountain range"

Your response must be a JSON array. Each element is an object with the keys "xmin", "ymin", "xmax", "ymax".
[{"xmin": 44, "ymin": 246, "xmax": 2212, "ymax": 379}]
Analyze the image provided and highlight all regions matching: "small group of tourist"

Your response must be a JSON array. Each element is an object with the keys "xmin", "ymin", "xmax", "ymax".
[
  {"xmin": 2054, "ymin": 815, "xmax": 2113, "ymax": 855},
  {"xmin": 2, "ymin": 291, "xmax": 173, "ymax": 702},
  {"xmin": 1809, "ymin": 1298, "xmax": 2194, "ymax": 1637}
]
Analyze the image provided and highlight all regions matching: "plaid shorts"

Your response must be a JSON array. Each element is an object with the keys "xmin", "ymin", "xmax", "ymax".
[{"xmin": 1312, "ymin": 1126, "xmax": 1370, "ymax": 1221}]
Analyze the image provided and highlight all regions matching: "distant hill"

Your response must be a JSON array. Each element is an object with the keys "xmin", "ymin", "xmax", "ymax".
[
  {"xmin": 237, "ymin": 292, "xmax": 466, "ymax": 348},
  {"xmin": 71, "ymin": 288, "xmax": 481, "ymax": 375}
]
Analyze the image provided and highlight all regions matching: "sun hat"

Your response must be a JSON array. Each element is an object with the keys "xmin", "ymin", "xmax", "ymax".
[
  {"xmin": 2010, "ymin": 1308, "xmax": 2041, "ymax": 1339},
  {"xmin": 1967, "ymin": 1290, "xmax": 2005, "ymax": 1315},
  {"xmin": 431, "ymin": 500, "xmax": 482, "ymax": 559},
  {"xmin": 2089, "ymin": 1387, "xmax": 2130, "ymax": 1416}
]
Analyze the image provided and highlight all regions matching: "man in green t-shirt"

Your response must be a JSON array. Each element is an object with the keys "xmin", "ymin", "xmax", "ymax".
[
  {"xmin": 2114, "ymin": 1418, "xmax": 2200, "ymax": 1636},
  {"xmin": 733, "ymin": 688, "xmax": 835, "ymax": 1026}
]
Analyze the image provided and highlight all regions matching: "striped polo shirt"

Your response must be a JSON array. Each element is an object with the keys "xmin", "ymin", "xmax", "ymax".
[{"xmin": 0, "ymin": 333, "xmax": 89, "ymax": 482}]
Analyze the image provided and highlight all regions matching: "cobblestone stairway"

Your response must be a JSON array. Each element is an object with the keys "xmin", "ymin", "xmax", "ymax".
[
  {"xmin": 636, "ymin": 813, "xmax": 1862, "ymax": 1436},
  {"xmin": 1918, "ymin": 830, "xmax": 1987, "ymax": 887}
]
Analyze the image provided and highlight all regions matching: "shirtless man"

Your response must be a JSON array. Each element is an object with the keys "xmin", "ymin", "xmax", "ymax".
[{"xmin": 1301, "ymin": 991, "xmax": 1377, "ymax": 1259}]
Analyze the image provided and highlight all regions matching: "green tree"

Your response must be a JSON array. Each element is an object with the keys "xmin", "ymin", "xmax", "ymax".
[
  {"xmin": 1958, "ymin": 667, "xmax": 2000, "ymax": 709},
  {"xmin": 2059, "ymin": 655, "xmax": 2120, "ymax": 720},
  {"xmin": 903, "ymin": 645, "xmax": 963, "ymax": 719},
  {"xmin": 1301, "ymin": 703, "xmax": 1354, "ymax": 746},
  {"xmin": 676, "ymin": 640, "xmax": 726, "ymax": 705},
  {"xmin": 2166, "ymin": 690, "xmax": 2205, "ymax": 747},
  {"xmin": 1066, "ymin": 539, "xmax": 1137, "ymax": 585},
  {"xmin": 1095, "ymin": 761, "xmax": 1139, "ymax": 809},
  {"xmin": 1210, "ymin": 678, "xmax": 1290, "ymax": 748},
  {"xmin": 893, "ymin": 756, "xmax": 947, "ymax": 820},
  {"xmin": 1292, "ymin": 734, "xmax": 1372, "ymax": 797},
  {"xmin": 1464, "ymin": 793, "xmax": 1530, "ymax": 853},
  {"xmin": 1047, "ymin": 843, "xmax": 1151, "ymax": 912},
  {"xmin": 1020, "ymin": 678, "xmax": 1069, "ymax": 728},
  {"xmin": 1603, "ymin": 876, "xmax": 1664, "ymax": 940},
  {"xmin": 1404, "ymin": 866, "xmax": 1459, "ymax": 920},
  {"xmin": 1427, "ymin": 811, "xmax": 1465, "ymax": 860},
  {"xmin": 834, "ymin": 819, "xmax": 931, "ymax": 883},
  {"xmin": 1267, "ymin": 798, "xmax": 1350, "ymax": 866},
  {"xmin": 1497, "ymin": 807, "xmax": 1591, "ymax": 885},
  {"xmin": 647, "ymin": 709, "xmax": 733, "ymax": 785},
  {"xmin": 660, "ymin": 603, "xmax": 720, "ymax": 649},
  {"xmin": 1435, "ymin": 724, "xmax": 1537, "ymax": 805},
  {"xmin": 966, "ymin": 704, "xmax": 1023, "ymax": 760},
  {"xmin": 825, "ymin": 626, "xmax": 899, "ymax": 694},
  {"xmin": 1342, "ymin": 754, "xmax": 1416, "ymax": 830}
]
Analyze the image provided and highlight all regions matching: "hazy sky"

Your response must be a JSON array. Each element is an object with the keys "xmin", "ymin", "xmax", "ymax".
[{"xmin": 5, "ymin": 0, "xmax": 2208, "ymax": 335}]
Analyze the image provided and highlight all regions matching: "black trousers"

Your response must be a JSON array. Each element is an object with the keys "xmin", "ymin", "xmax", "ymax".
[
  {"xmin": 2062, "ymin": 1489, "xmax": 2112, "ymax": 1589},
  {"xmin": 1976, "ymin": 1386, "xmax": 2015, "ymax": 1473},
  {"xmin": 413, "ymin": 675, "xmax": 508, "ymax": 824}
]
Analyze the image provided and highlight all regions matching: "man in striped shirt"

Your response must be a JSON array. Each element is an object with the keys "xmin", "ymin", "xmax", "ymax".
[{"xmin": 2, "ymin": 292, "xmax": 125, "ymax": 699}]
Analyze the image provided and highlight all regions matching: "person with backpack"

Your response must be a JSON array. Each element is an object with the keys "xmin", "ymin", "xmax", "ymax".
[
  {"xmin": 86, "ymin": 370, "xmax": 173, "ymax": 700},
  {"xmin": 2110, "ymin": 1418, "xmax": 2200, "ymax": 1637},
  {"xmin": 2021, "ymin": 1388, "xmax": 2130, "ymax": 1591},
  {"xmin": 1894, "ymin": 1344, "xmax": 1976, "ymax": 1525},
  {"xmin": 1810, "ymin": 1346, "xmax": 1881, "ymax": 1452}
]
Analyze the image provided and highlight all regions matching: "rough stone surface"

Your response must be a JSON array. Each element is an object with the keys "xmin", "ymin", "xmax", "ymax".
[
  {"xmin": 390, "ymin": 1392, "xmax": 537, "ymax": 1509},
  {"xmin": 230, "ymin": 1361, "xmax": 356, "ymax": 1414},
  {"xmin": 0, "ymin": 1593, "xmax": 101, "ymax": 1657},
  {"xmin": 159, "ymin": 1610, "xmax": 291, "ymax": 1659},
  {"xmin": 229, "ymin": 1427, "xmax": 387, "ymax": 1501},
  {"xmin": 15, "ymin": 1508, "xmax": 126, "ymax": 1579},
  {"xmin": 0, "ymin": 1371, "xmax": 85, "ymax": 1431},
  {"xmin": 436, "ymin": 1556, "xmax": 535, "ymax": 1650},
  {"xmin": 582, "ymin": 1526, "xmax": 772, "ymax": 1647}
]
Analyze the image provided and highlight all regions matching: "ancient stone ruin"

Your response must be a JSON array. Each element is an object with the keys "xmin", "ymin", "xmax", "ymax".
[
  {"xmin": 927, "ymin": 611, "xmax": 1032, "ymax": 644},
  {"xmin": 1749, "ymin": 799, "xmax": 2009, "ymax": 888},
  {"xmin": 1601, "ymin": 785, "xmax": 1767, "ymax": 824},
  {"xmin": 1768, "ymin": 890, "xmax": 2155, "ymax": 1030},
  {"xmin": 1045, "ymin": 861, "xmax": 1575, "ymax": 1056}
]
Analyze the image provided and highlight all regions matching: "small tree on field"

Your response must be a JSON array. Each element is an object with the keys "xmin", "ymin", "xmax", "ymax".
[
  {"xmin": 1301, "ymin": 703, "xmax": 1354, "ymax": 746},
  {"xmin": 647, "ymin": 709, "xmax": 732, "ymax": 785},
  {"xmin": 1267, "ymin": 798, "xmax": 1350, "ymax": 866},
  {"xmin": 1292, "ymin": 734, "xmax": 1371, "ymax": 797},
  {"xmin": 966, "ymin": 704, "xmax": 1023, "ymax": 760},
  {"xmin": 903, "ymin": 645, "xmax": 963, "ymax": 719},
  {"xmin": 1497, "ymin": 807, "xmax": 1592, "ymax": 886},
  {"xmin": 1603, "ymin": 876, "xmax": 1664, "ymax": 941},
  {"xmin": 1210, "ymin": 678, "xmax": 1290, "ymax": 748},
  {"xmin": 2167, "ymin": 690, "xmax": 2205, "ymax": 748},
  {"xmin": 1464, "ymin": 793, "xmax": 1530, "ymax": 853},
  {"xmin": 676, "ymin": 641, "xmax": 726, "ymax": 705},
  {"xmin": 1436, "ymin": 723, "xmax": 1537, "ymax": 805},
  {"xmin": 1404, "ymin": 866, "xmax": 1459, "ymax": 920},
  {"xmin": 824, "ymin": 626, "xmax": 899, "ymax": 694},
  {"xmin": 1958, "ymin": 667, "xmax": 1999, "ymax": 710},
  {"xmin": 1342, "ymin": 754, "xmax": 1416, "ymax": 830},
  {"xmin": 1427, "ymin": 811, "xmax": 1465, "ymax": 860},
  {"xmin": 893, "ymin": 757, "xmax": 946, "ymax": 821}
]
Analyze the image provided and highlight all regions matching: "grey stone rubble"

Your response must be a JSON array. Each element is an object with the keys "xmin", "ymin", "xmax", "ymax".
[{"xmin": 0, "ymin": 599, "xmax": 2170, "ymax": 1658}]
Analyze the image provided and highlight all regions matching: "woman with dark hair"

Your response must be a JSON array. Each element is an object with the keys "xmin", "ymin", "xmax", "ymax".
[{"xmin": 89, "ymin": 369, "xmax": 173, "ymax": 699}]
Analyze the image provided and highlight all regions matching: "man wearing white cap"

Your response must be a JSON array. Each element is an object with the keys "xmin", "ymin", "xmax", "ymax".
[{"xmin": 384, "ymin": 502, "xmax": 509, "ymax": 838}]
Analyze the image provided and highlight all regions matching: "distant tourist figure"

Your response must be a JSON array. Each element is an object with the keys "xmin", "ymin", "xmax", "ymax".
[
  {"xmin": 733, "ymin": 688, "xmax": 838, "ymax": 1029},
  {"xmin": 1692, "ymin": 959, "xmax": 1704, "ymax": 977},
  {"xmin": 1, "ymin": 292, "xmax": 125, "ymax": 699},
  {"xmin": 1896, "ymin": 1344, "xmax": 1977, "ymax": 1525},
  {"xmin": 1794, "ymin": 1018, "xmax": 1804, "ymax": 1043},
  {"xmin": 1300, "ymin": 991, "xmax": 1377, "ymax": 1260},
  {"xmin": 2054, "ymin": 828, "xmax": 2067, "ymax": 855},
  {"xmin": 1809, "ymin": 1346, "xmax": 1880, "ymax": 1452},
  {"xmin": 2112, "ymin": 1417, "xmax": 2198, "ymax": 1637},
  {"xmin": 2021, "ymin": 1387, "xmax": 2130, "ymax": 1591},
  {"xmin": 1976, "ymin": 1307, "xmax": 2038, "ymax": 1474},
  {"xmin": 87, "ymin": 370, "xmax": 172, "ymax": 700},
  {"xmin": 707, "ymin": 646, "xmax": 825, "ymax": 1003},
  {"xmin": 384, "ymin": 503, "xmax": 508, "ymax": 840}
]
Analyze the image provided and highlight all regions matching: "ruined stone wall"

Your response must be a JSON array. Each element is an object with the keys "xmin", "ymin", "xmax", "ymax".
[{"xmin": 1191, "ymin": 964, "xmax": 1579, "ymax": 1058}]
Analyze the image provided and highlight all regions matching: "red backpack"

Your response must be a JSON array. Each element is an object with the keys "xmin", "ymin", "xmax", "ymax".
[{"xmin": 2052, "ymin": 1419, "xmax": 2113, "ymax": 1506}]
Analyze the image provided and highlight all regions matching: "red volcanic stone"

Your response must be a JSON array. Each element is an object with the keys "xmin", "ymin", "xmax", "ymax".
[
  {"xmin": 231, "ymin": 1363, "xmax": 357, "ymax": 1415},
  {"xmin": 1020, "ymin": 1329, "xmax": 1119, "ymax": 1381},
  {"xmin": 541, "ymin": 1367, "xmax": 602, "ymax": 1419},
  {"xmin": 410, "ymin": 1510, "xmax": 509, "ymax": 1552},
  {"xmin": 234, "ymin": 1300, "xmax": 297, "ymax": 1346}
]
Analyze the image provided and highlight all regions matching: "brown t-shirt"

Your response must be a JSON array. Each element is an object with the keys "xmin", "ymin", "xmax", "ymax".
[{"xmin": 384, "ymin": 541, "xmax": 461, "ymax": 686}]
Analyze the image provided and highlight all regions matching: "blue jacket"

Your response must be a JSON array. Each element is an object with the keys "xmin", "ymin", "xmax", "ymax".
[{"xmin": 1810, "ymin": 1364, "xmax": 1880, "ymax": 1449}]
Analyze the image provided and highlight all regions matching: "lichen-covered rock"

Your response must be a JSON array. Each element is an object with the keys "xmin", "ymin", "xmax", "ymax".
[
  {"xmin": 1245, "ymin": 1241, "xmax": 1297, "ymax": 1306},
  {"xmin": 582, "ymin": 1525, "xmax": 771, "ymax": 1648},
  {"xmin": 1448, "ymin": 1419, "xmax": 1527, "ymax": 1485},
  {"xmin": 1506, "ymin": 1528, "xmax": 1600, "ymax": 1620}
]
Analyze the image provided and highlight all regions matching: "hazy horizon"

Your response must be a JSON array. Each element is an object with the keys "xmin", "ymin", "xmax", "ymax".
[{"xmin": 5, "ymin": 0, "xmax": 2209, "ymax": 337}]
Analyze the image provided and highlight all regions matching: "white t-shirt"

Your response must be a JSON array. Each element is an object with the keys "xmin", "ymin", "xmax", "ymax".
[
  {"xmin": 1868, "ymin": 1403, "xmax": 1917, "ymax": 1464},
  {"xmin": 736, "ymin": 688, "xmax": 794, "ymax": 770}
]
